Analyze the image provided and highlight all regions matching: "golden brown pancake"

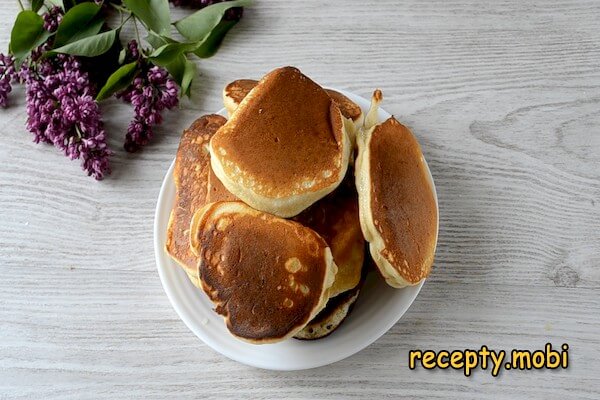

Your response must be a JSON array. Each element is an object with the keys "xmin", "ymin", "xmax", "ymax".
[
  {"xmin": 189, "ymin": 201, "xmax": 337, "ymax": 343},
  {"xmin": 293, "ymin": 176, "xmax": 364, "ymax": 297},
  {"xmin": 325, "ymin": 89, "xmax": 363, "ymax": 123},
  {"xmin": 210, "ymin": 66, "xmax": 351, "ymax": 218},
  {"xmin": 294, "ymin": 284, "xmax": 361, "ymax": 340},
  {"xmin": 222, "ymin": 79, "xmax": 260, "ymax": 115},
  {"xmin": 206, "ymin": 165, "xmax": 237, "ymax": 203},
  {"xmin": 223, "ymin": 79, "xmax": 362, "ymax": 122},
  {"xmin": 223, "ymin": 78, "xmax": 363, "ymax": 150},
  {"xmin": 165, "ymin": 114, "xmax": 227, "ymax": 277},
  {"xmin": 295, "ymin": 246, "xmax": 368, "ymax": 340},
  {"xmin": 209, "ymin": 169, "xmax": 364, "ymax": 298},
  {"xmin": 208, "ymin": 171, "xmax": 364, "ymax": 340},
  {"xmin": 356, "ymin": 112, "xmax": 438, "ymax": 287}
]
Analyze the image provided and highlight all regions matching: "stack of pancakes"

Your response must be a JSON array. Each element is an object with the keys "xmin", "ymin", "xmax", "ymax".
[{"xmin": 166, "ymin": 67, "xmax": 438, "ymax": 344}]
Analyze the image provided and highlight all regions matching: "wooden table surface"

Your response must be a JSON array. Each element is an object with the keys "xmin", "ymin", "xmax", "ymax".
[{"xmin": 1, "ymin": 1, "xmax": 599, "ymax": 398}]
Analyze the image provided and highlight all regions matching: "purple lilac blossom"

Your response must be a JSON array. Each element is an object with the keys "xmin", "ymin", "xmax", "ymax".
[
  {"xmin": 118, "ymin": 41, "xmax": 179, "ymax": 153},
  {"xmin": 0, "ymin": 54, "xmax": 17, "ymax": 107},
  {"xmin": 127, "ymin": 39, "xmax": 140, "ymax": 60},
  {"xmin": 43, "ymin": 6, "xmax": 63, "ymax": 32},
  {"xmin": 22, "ymin": 55, "xmax": 112, "ymax": 179}
]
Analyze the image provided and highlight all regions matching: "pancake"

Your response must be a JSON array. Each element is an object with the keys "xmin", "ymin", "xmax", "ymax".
[
  {"xmin": 210, "ymin": 167, "xmax": 364, "ymax": 298},
  {"xmin": 294, "ymin": 284, "xmax": 361, "ymax": 340},
  {"xmin": 222, "ymin": 79, "xmax": 259, "ymax": 116},
  {"xmin": 165, "ymin": 114, "xmax": 227, "ymax": 278},
  {"xmin": 206, "ymin": 164, "xmax": 237, "ymax": 203},
  {"xmin": 208, "ymin": 172, "xmax": 365, "ymax": 340},
  {"xmin": 210, "ymin": 66, "xmax": 351, "ymax": 218},
  {"xmin": 325, "ymin": 89, "xmax": 363, "ymax": 124},
  {"xmin": 355, "ymin": 91, "xmax": 438, "ymax": 287},
  {"xmin": 189, "ymin": 201, "xmax": 338, "ymax": 344},
  {"xmin": 185, "ymin": 269, "xmax": 202, "ymax": 289},
  {"xmin": 223, "ymin": 78, "xmax": 362, "ymax": 148},
  {"xmin": 292, "ymin": 176, "xmax": 364, "ymax": 298},
  {"xmin": 223, "ymin": 78, "xmax": 363, "ymax": 123}
]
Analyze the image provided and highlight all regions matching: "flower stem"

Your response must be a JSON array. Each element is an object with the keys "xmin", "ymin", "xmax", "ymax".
[
  {"xmin": 16, "ymin": 0, "xmax": 24, "ymax": 11},
  {"xmin": 132, "ymin": 17, "xmax": 142, "ymax": 50},
  {"xmin": 119, "ymin": 14, "xmax": 133, "ymax": 30},
  {"xmin": 109, "ymin": 3, "xmax": 129, "ymax": 14},
  {"xmin": 75, "ymin": 125, "xmax": 83, "ymax": 140}
]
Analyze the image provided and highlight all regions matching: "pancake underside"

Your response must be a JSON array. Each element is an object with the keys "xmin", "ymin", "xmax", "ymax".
[{"xmin": 294, "ymin": 287, "xmax": 360, "ymax": 340}]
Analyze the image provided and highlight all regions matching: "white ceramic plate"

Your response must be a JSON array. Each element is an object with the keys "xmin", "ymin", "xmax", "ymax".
[{"xmin": 154, "ymin": 89, "xmax": 438, "ymax": 370}]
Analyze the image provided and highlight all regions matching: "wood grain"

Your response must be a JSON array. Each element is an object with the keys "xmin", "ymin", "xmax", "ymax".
[{"xmin": 1, "ymin": 0, "xmax": 599, "ymax": 398}]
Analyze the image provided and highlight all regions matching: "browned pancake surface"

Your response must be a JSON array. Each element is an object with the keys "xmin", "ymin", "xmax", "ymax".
[
  {"xmin": 207, "ymin": 166, "xmax": 237, "ymax": 203},
  {"xmin": 212, "ymin": 67, "xmax": 345, "ymax": 198},
  {"xmin": 224, "ymin": 79, "xmax": 258, "ymax": 106},
  {"xmin": 212, "ymin": 171, "xmax": 364, "ymax": 296},
  {"xmin": 369, "ymin": 118, "xmax": 437, "ymax": 283},
  {"xmin": 165, "ymin": 114, "xmax": 227, "ymax": 274},
  {"xmin": 225, "ymin": 79, "xmax": 361, "ymax": 121},
  {"xmin": 192, "ymin": 202, "xmax": 333, "ymax": 342},
  {"xmin": 325, "ymin": 89, "xmax": 362, "ymax": 121},
  {"xmin": 293, "ymin": 176, "xmax": 364, "ymax": 295}
]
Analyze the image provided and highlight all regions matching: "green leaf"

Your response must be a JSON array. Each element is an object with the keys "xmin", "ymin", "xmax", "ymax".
[
  {"xmin": 123, "ymin": 0, "xmax": 171, "ymax": 36},
  {"xmin": 9, "ymin": 11, "xmax": 50, "ymax": 61},
  {"xmin": 50, "ymin": 29, "xmax": 117, "ymax": 57},
  {"xmin": 151, "ymin": 52, "xmax": 185, "ymax": 86},
  {"xmin": 145, "ymin": 31, "xmax": 176, "ymax": 49},
  {"xmin": 66, "ymin": 17, "xmax": 105, "ymax": 45},
  {"xmin": 174, "ymin": 0, "xmax": 250, "ymax": 42},
  {"xmin": 181, "ymin": 60, "xmax": 196, "ymax": 97},
  {"xmin": 61, "ymin": 17, "xmax": 106, "ymax": 46},
  {"xmin": 96, "ymin": 62, "xmax": 139, "ymax": 101},
  {"xmin": 32, "ymin": 0, "xmax": 44, "ymax": 12},
  {"xmin": 118, "ymin": 48, "xmax": 127, "ymax": 64},
  {"xmin": 193, "ymin": 19, "xmax": 238, "ymax": 58},
  {"xmin": 148, "ymin": 42, "xmax": 198, "ymax": 65},
  {"xmin": 54, "ymin": 2, "xmax": 102, "ymax": 48}
]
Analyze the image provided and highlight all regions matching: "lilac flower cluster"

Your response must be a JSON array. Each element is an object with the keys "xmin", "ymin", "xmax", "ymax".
[
  {"xmin": 169, "ymin": 0, "xmax": 244, "ymax": 21},
  {"xmin": 22, "ymin": 55, "xmax": 112, "ymax": 179},
  {"xmin": 118, "ymin": 41, "xmax": 179, "ymax": 152},
  {"xmin": 126, "ymin": 39, "xmax": 140, "ymax": 60},
  {"xmin": 0, "ymin": 54, "xmax": 17, "ymax": 108},
  {"xmin": 43, "ymin": 6, "xmax": 63, "ymax": 32},
  {"xmin": 1, "ymin": 0, "xmax": 243, "ymax": 179}
]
